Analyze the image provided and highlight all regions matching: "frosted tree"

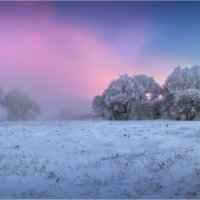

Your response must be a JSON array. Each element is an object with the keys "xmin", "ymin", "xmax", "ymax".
[
  {"xmin": 92, "ymin": 95, "xmax": 105, "ymax": 116},
  {"xmin": 162, "ymin": 65, "xmax": 200, "ymax": 119},
  {"xmin": 191, "ymin": 65, "xmax": 200, "ymax": 89},
  {"xmin": 171, "ymin": 89, "xmax": 200, "ymax": 120},
  {"xmin": 163, "ymin": 66, "xmax": 194, "ymax": 93},
  {"xmin": 130, "ymin": 75, "xmax": 161, "ymax": 119},
  {"xmin": 92, "ymin": 74, "xmax": 161, "ymax": 120},
  {"xmin": 103, "ymin": 74, "xmax": 135, "ymax": 120},
  {"xmin": 2, "ymin": 89, "xmax": 41, "ymax": 121}
]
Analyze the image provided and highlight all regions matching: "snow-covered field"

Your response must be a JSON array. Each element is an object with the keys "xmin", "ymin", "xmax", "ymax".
[{"xmin": 0, "ymin": 120, "xmax": 200, "ymax": 198}]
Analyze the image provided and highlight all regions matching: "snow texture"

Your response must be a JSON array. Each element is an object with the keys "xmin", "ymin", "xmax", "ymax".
[{"xmin": 0, "ymin": 120, "xmax": 200, "ymax": 198}]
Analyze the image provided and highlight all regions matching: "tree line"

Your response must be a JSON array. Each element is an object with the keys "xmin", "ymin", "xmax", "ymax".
[{"xmin": 92, "ymin": 65, "xmax": 200, "ymax": 121}]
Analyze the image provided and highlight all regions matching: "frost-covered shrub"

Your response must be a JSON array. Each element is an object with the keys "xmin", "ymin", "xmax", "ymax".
[
  {"xmin": 2, "ymin": 89, "xmax": 41, "ymax": 121},
  {"xmin": 92, "ymin": 74, "xmax": 161, "ymax": 120}
]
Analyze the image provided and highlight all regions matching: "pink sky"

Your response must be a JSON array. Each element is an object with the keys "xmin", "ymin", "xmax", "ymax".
[
  {"xmin": 0, "ymin": 2, "xmax": 185, "ymax": 116},
  {"xmin": 0, "ymin": 7, "xmax": 127, "ymax": 115}
]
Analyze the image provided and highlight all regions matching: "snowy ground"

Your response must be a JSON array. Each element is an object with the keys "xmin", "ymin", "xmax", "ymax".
[{"xmin": 0, "ymin": 120, "xmax": 200, "ymax": 198}]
